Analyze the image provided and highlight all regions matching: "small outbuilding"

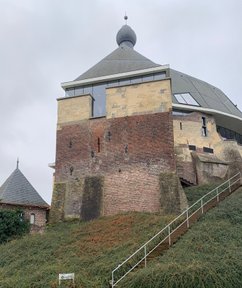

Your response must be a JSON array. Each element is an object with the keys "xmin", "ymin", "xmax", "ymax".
[{"xmin": 0, "ymin": 163, "xmax": 49, "ymax": 233}]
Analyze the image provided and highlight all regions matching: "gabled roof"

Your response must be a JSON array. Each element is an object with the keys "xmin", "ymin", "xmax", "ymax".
[
  {"xmin": 75, "ymin": 45, "xmax": 160, "ymax": 81},
  {"xmin": 0, "ymin": 168, "xmax": 49, "ymax": 208}
]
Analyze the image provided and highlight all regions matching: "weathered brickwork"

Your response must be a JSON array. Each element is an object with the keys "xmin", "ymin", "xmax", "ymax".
[
  {"xmin": 51, "ymin": 111, "xmax": 188, "ymax": 221},
  {"xmin": 173, "ymin": 111, "xmax": 242, "ymax": 185},
  {"xmin": 0, "ymin": 203, "xmax": 48, "ymax": 233}
]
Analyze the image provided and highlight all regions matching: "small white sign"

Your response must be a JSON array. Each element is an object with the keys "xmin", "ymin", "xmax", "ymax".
[{"xmin": 59, "ymin": 273, "xmax": 75, "ymax": 285}]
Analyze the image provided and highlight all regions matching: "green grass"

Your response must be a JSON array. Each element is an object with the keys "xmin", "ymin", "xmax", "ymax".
[
  {"xmin": 184, "ymin": 182, "xmax": 221, "ymax": 205},
  {"xmin": 0, "ymin": 212, "xmax": 173, "ymax": 288},
  {"xmin": 0, "ymin": 184, "xmax": 241, "ymax": 287},
  {"xmin": 123, "ymin": 187, "xmax": 242, "ymax": 288}
]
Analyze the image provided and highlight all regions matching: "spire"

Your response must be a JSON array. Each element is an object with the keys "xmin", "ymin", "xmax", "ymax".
[
  {"xmin": 116, "ymin": 17, "xmax": 137, "ymax": 48},
  {"xmin": 17, "ymin": 158, "xmax": 19, "ymax": 169},
  {"xmin": 124, "ymin": 13, "xmax": 128, "ymax": 24}
]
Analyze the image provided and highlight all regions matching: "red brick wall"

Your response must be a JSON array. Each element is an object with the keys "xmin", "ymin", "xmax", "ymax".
[
  {"xmin": 0, "ymin": 203, "xmax": 47, "ymax": 233},
  {"xmin": 54, "ymin": 111, "xmax": 177, "ymax": 218}
]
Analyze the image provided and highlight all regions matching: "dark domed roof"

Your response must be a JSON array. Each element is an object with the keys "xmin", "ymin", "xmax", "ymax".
[{"xmin": 116, "ymin": 25, "xmax": 137, "ymax": 48}]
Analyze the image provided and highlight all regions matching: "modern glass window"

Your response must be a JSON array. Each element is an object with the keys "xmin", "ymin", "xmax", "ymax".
[
  {"xmin": 153, "ymin": 72, "xmax": 166, "ymax": 81},
  {"xmin": 65, "ymin": 88, "xmax": 75, "ymax": 97},
  {"xmin": 119, "ymin": 79, "xmax": 131, "ymax": 86},
  {"xmin": 64, "ymin": 71, "xmax": 169, "ymax": 117},
  {"xmin": 142, "ymin": 74, "xmax": 154, "ymax": 82},
  {"xmin": 130, "ymin": 76, "xmax": 141, "ymax": 84},
  {"xmin": 75, "ymin": 87, "xmax": 84, "ymax": 96},
  {"xmin": 107, "ymin": 80, "xmax": 119, "ymax": 87},
  {"xmin": 172, "ymin": 109, "xmax": 192, "ymax": 116},
  {"xmin": 84, "ymin": 85, "xmax": 92, "ymax": 95},
  {"xmin": 217, "ymin": 125, "xmax": 242, "ymax": 144},
  {"xmin": 30, "ymin": 213, "xmax": 35, "ymax": 225},
  {"xmin": 174, "ymin": 93, "xmax": 200, "ymax": 106},
  {"xmin": 92, "ymin": 84, "xmax": 106, "ymax": 117}
]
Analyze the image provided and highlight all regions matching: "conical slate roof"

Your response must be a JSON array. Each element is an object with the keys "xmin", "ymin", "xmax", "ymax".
[{"xmin": 0, "ymin": 167, "xmax": 49, "ymax": 208}]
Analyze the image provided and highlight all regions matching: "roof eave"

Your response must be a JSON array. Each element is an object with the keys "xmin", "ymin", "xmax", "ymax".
[
  {"xmin": 172, "ymin": 103, "xmax": 242, "ymax": 134},
  {"xmin": 0, "ymin": 201, "xmax": 50, "ymax": 210},
  {"xmin": 61, "ymin": 65, "xmax": 170, "ymax": 89}
]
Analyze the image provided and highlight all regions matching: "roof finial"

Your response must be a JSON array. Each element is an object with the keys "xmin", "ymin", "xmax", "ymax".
[
  {"xmin": 17, "ymin": 158, "xmax": 19, "ymax": 169},
  {"xmin": 124, "ymin": 13, "xmax": 128, "ymax": 24}
]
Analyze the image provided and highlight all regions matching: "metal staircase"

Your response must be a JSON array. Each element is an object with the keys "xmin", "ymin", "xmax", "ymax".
[{"xmin": 110, "ymin": 172, "xmax": 241, "ymax": 287}]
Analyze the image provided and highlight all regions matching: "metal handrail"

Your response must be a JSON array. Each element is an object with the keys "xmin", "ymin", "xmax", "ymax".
[{"xmin": 111, "ymin": 172, "xmax": 241, "ymax": 287}]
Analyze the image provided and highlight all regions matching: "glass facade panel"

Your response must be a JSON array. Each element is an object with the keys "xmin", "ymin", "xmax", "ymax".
[
  {"xmin": 174, "ymin": 93, "xmax": 199, "ymax": 106},
  {"xmin": 75, "ymin": 86, "xmax": 84, "ymax": 96},
  {"xmin": 119, "ymin": 79, "xmax": 131, "ymax": 86},
  {"xmin": 130, "ymin": 76, "xmax": 141, "ymax": 84},
  {"xmin": 93, "ymin": 84, "xmax": 106, "ymax": 117},
  {"xmin": 183, "ymin": 93, "xmax": 199, "ymax": 106},
  {"xmin": 64, "ymin": 70, "xmax": 169, "ymax": 117},
  {"xmin": 107, "ymin": 80, "xmax": 119, "ymax": 87},
  {"xmin": 66, "ymin": 88, "xmax": 75, "ymax": 97},
  {"xmin": 143, "ymin": 74, "xmax": 154, "ymax": 82},
  {"xmin": 154, "ymin": 72, "xmax": 166, "ymax": 80},
  {"xmin": 174, "ymin": 94, "xmax": 187, "ymax": 104},
  {"xmin": 84, "ymin": 85, "xmax": 93, "ymax": 95},
  {"xmin": 217, "ymin": 125, "xmax": 242, "ymax": 144}
]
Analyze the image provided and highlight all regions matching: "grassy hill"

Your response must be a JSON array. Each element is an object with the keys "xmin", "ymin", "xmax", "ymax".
[{"xmin": 0, "ymin": 185, "xmax": 242, "ymax": 287}]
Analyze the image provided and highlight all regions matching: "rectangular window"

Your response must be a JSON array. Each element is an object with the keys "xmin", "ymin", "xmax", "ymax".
[
  {"xmin": 174, "ymin": 93, "xmax": 200, "ymax": 106},
  {"xmin": 142, "ymin": 74, "xmax": 154, "ymax": 82},
  {"xmin": 75, "ymin": 86, "xmax": 84, "ymax": 96},
  {"xmin": 83, "ymin": 85, "xmax": 92, "ymax": 95},
  {"xmin": 203, "ymin": 147, "xmax": 214, "ymax": 153},
  {"xmin": 30, "ymin": 213, "xmax": 35, "ymax": 225},
  {"xmin": 153, "ymin": 72, "xmax": 166, "ymax": 81},
  {"xmin": 119, "ymin": 79, "xmax": 131, "ymax": 86},
  {"xmin": 65, "ymin": 88, "xmax": 75, "ymax": 97},
  {"xmin": 130, "ymin": 76, "xmax": 141, "ymax": 84},
  {"xmin": 201, "ymin": 116, "xmax": 207, "ymax": 137},
  {"xmin": 189, "ymin": 145, "xmax": 196, "ymax": 151}
]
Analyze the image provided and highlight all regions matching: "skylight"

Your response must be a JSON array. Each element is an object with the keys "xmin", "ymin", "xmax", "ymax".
[{"xmin": 174, "ymin": 93, "xmax": 200, "ymax": 106}]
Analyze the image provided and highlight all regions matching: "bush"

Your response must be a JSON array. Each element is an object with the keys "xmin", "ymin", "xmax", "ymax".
[{"xmin": 0, "ymin": 209, "xmax": 30, "ymax": 244}]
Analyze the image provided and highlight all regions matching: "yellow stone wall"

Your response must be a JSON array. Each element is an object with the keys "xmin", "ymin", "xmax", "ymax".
[
  {"xmin": 106, "ymin": 79, "xmax": 172, "ymax": 119},
  {"xmin": 173, "ymin": 112, "xmax": 242, "ymax": 161},
  {"xmin": 57, "ymin": 94, "xmax": 92, "ymax": 125}
]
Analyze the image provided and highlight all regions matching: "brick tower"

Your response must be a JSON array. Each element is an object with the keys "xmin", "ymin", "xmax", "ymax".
[{"xmin": 50, "ymin": 21, "xmax": 187, "ymax": 222}]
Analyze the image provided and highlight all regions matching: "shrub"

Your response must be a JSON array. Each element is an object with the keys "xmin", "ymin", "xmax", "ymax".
[{"xmin": 0, "ymin": 209, "xmax": 30, "ymax": 244}]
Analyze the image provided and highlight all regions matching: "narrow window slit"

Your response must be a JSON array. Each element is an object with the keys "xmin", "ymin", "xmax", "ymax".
[{"xmin": 97, "ymin": 137, "xmax": 101, "ymax": 153}]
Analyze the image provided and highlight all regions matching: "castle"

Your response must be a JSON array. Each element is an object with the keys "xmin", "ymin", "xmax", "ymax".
[{"xmin": 50, "ymin": 21, "xmax": 242, "ymax": 222}]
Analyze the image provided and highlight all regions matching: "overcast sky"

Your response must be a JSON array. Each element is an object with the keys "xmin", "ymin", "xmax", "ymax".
[{"xmin": 0, "ymin": 0, "xmax": 241, "ymax": 204}]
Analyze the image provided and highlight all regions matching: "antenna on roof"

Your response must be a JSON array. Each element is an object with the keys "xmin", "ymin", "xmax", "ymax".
[
  {"xmin": 17, "ymin": 157, "xmax": 19, "ymax": 169},
  {"xmin": 124, "ymin": 13, "xmax": 128, "ymax": 24}
]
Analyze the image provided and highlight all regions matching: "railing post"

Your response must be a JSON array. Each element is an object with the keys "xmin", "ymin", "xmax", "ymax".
[
  {"xmin": 216, "ymin": 187, "xmax": 219, "ymax": 202},
  {"xmin": 186, "ymin": 209, "xmax": 189, "ymax": 228},
  {"xmin": 168, "ymin": 225, "xmax": 171, "ymax": 246},
  {"xmin": 111, "ymin": 271, "xmax": 114, "ymax": 288},
  {"xmin": 144, "ymin": 245, "xmax": 147, "ymax": 268},
  {"xmin": 201, "ymin": 198, "xmax": 204, "ymax": 214}
]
